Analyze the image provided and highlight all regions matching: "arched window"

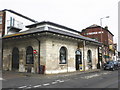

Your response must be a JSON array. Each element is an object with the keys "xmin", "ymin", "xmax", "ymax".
[
  {"xmin": 59, "ymin": 47, "xmax": 67, "ymax": 64},
  {"xmin": 26, "ymin": 46, "xmax": 34, "ymax": 64},
  {"xmin": 87, "ymin": 50, "xmax": 92, "ymax": 63}
]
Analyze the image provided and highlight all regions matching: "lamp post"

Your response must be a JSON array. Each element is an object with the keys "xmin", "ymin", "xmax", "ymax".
[
  {"xmin": 100, "ymin": 16, "xmax": 109, "ymax": 43},
  {"xmin": 100, "ymin": 16, "xmax": 109, "ymax": 69}
]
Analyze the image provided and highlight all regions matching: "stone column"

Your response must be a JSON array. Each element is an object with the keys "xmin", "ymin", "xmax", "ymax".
[{"xmin": 19, "ymin": 49, "xmax": 25, "ymax": 72}]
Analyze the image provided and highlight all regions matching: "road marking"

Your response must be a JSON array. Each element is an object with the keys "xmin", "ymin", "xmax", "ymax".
[
  {"xmin": 102, "ymin": 72, "xmax": 110, "ymax": 75},
  {"xmin": 18, "ymin": 86, "xmax": 27, "ymax": 88},
  {"xmin": 81, "ymin": 74, "xmax": 100, "ymax": 79},
  {"xmin": 52, "ymin": 81, "xmax": 57, "ymax": 84},
  {"xmin": 59, "ymin": 80, "xmax": 64, "ymax": 83},
  {"xmin": 43, "ymin": 83, "xmax": 50, "ymax": 86},
  {"xmin": 56, "ymin": 80, "xmax": 61, "ymax": 82},
  {"xmin": 26, "ymin": 87, "xmax": 32, "ymax": 89},
  {"xmin": 0, "ymin": 78, "xmax": 4, "ymax": 80},
  {"xmin": 56, "ymin": 79, "xmax": 65, "ymax": 83},
  {"xmin": 33, "ymin": 85, "xmax": 42, "ymax": 88}
]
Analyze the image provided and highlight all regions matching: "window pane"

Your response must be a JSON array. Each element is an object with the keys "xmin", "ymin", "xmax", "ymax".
[
  {"xmin": 26, "ymin": 46, "xmax": 34, "ymax": 64},
  {"xmin": 60, "ymin": 47, "xmax": 67, "ymax": 64}
]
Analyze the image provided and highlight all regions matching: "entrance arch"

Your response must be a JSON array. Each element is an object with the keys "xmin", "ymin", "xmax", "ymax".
[
  {"xmin": 87, "ymin": 50, "xmax": 92, "ymax": 69},
  {"xmin": 12, "ymin": 47, "xmax": 19, "ymax": 70},
  {"xmin": 75, "ymin": 50, "xmax": 82, "ymax": 70}
]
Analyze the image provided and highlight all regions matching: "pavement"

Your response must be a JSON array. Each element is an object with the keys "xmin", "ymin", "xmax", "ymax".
[
  {"xmin": 2, "ymin": 69, "xmax": 101, "ymax": 80},
  {"xmin": 2, "ymin": 69, "xmax": 119, "ymax": 89}
]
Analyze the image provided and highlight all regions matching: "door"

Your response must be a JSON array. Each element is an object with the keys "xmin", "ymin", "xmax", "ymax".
[
  {"xmin": 75, "ymin": 50, "xmax": 82, "ymax": 70},
  {"xmin": 12, "ymin": 47, "xmax": 19, "ymax": 70}
]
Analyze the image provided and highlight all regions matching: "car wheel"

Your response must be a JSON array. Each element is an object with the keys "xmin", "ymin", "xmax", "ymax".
[{"xmin": 112, "ymin": 68, "xmax": 115, "ymax": 71}]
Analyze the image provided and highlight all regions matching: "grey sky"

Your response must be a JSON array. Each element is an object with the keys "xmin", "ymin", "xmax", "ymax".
[{"xmin": 1, "ymin": 0, "xmax": 119, "ymax": 43}]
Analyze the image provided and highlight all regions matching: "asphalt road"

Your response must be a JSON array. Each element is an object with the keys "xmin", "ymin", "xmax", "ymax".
[{"xmin": 2, "ymin": 70, "xmax": 119, "ymax": 89}]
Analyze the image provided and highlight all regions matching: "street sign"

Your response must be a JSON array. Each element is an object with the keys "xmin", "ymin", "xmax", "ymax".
[
  {"xmin": 79, "ymin": 64, "xmax": 83, "ymax": 71},
  {"xmin": 33, "ymin": 50, "xmax": 37, "ymax": 54}
]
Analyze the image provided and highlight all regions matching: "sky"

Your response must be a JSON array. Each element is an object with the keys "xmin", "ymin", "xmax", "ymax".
[{"xmin": 1, "ymin": 0, "xmax": 119, "ymax": 44}]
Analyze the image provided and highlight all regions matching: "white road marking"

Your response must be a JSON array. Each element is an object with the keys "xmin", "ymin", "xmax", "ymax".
[
  {"xmin": 26, "ymin": 87, "xmax": 32, "ymax": 89},
  {"xmin": 56, "ymin": 79, "xmax": 65, "ymax": 83},
  {"xmin": 43, "ymin": 83, "xmax": 50, "ymax": 86},
  {"xmin": 33, "ymin": 85, "xmax": 42, "ymax": 88},
  {"xmin": 18, "ymin": 86, "xmax": 27, "ymax": 88},
  {"xmin": 0, "ymin": 78, "xmax": 4, "ymax": 80},
  {"xmin": 81, "ymin": 74, "xmax": 100, "ymax": 79},
  {"xmin": 59, "ymin": 80, "xmax": 64, "ymax": 83},
  {"xmin": 52, "ymin": 81, "xmax": 57, "ymax": 84},
  {"xmin": 56, "ymin": 80, "xmax": 61, "ymax": 82},
  {"xmin": 102, "ymin": 72, "xmax": 111, "ymax": 75}
]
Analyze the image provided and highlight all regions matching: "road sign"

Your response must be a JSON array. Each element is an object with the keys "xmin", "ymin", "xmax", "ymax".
[{"xmin": 33, "ymin": 50, "xmax": 37, "ymax": 54}]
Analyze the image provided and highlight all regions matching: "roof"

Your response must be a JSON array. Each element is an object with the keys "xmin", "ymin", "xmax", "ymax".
[
  {"xmin": 3, "ymin": 23, "xmax": 101, "ymax": 45},
  {"xmin": 26, "ymin": 21, "xmax": 81, "ymax": 33},
  {"xmin": 84, "ymin": 24, "xmax": 114, "ymax": 36},
  {"xmin": 1, "ymin": 9, "xmax": 37, "ymax": 23}
]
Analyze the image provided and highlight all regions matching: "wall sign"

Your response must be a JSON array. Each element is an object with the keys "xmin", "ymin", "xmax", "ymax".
[{"xmin": 33, "ymin": 50, "xmax": 37, "ymax": 54}]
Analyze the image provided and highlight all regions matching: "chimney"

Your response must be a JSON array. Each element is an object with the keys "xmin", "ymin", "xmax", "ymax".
[{"xmin": 105, "ymin": 26, "xmax": 108, "ymax": 30}]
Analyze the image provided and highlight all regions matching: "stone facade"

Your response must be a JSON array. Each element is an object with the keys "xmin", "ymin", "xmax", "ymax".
[
  {"xmin": 2, "ymin": 21, "xmax": 101, "ymax": 74},
  {"xmin": 3, "ymin": 32, "xmax": 99, "ymax": 74}
]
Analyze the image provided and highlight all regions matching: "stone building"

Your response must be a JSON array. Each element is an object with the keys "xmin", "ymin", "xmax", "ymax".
[{"xmin": 2, "ymin": 21, "xmax": 101, "ymax": 74}]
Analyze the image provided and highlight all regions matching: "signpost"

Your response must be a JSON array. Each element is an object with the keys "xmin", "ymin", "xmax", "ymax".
[{"xmin": 33, "ymin": 50, "xmax": 37, "ymax": 54}]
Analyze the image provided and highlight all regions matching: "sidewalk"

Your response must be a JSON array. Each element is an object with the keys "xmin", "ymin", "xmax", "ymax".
[{"xmin": 2, "ymin": 69, "xmax": 101, "ymax": 80}]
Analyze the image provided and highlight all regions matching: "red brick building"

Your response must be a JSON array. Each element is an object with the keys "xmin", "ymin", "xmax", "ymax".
[
  {"xmin": 81, "ymin": 24, "xmax": 114, "ymax": 45},
  {"xmin": 0, "ymin": 10, "xmax": 6, "ymax": 37},
  {"xmin": 81, "ymin": 24, "xmax": 115, "ymax": 62}
]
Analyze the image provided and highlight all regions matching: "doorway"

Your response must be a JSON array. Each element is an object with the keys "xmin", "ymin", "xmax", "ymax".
[
  {"xmin": 12, "ymin": 47, "xmax": 19, "ymax": 71},
  {"xmin": 87, "ymin": 50, "xmax": 92, "ymax": 69},
  {"xmin": 75, "ymin": 50, "xmax": 82, "ymax": 70}
]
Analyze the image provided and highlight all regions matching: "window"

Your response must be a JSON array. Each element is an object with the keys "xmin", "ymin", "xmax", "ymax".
[
  {"xmin": 26, "ymin": 46, "xmax": 34, "ymax": 64},
  {"xmin": 59, "ymin": 47, "xmax": 67, "ymax": 64},
  {"xmin": 87, "ymin": 50, "xmax": 92, "ymax": 63},
  {"xmin": 0, "ymin": 16, "xmax": 2, "ymax": 24}
]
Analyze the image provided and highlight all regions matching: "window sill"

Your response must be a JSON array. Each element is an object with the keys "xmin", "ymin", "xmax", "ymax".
[
  {"xmin": 59, "ymin": 64, "xmax": 67, "ymax": 66},
  {"xmin": 25, "ymin": 64, "xmax": 34, "ymax": 66}
]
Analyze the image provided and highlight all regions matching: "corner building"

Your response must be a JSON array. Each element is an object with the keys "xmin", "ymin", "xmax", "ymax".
[{"xmin": 3, "ymin": 21, "xmax": 101, "ymax": 74}]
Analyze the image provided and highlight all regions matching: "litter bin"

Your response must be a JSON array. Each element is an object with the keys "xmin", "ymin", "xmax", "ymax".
[{"xmin": 40, "ymin": 65, "xmax": 45, "ymax": 74}]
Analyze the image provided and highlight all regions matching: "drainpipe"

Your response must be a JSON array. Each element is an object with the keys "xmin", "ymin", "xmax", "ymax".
[
  {"xmin": 34, "ymin": 37, "xmax": 40, "ymax": 74},
  {"xmin": 38, "ymin": 40, "xmax": 40, "ymax": 74},
  {"xmin": 83, "ymin": 40, "xmax": 86, "ymax": 71},
  {"xmin": 0, "ymin": 38, "xmax": 2, "ymax": 70}
]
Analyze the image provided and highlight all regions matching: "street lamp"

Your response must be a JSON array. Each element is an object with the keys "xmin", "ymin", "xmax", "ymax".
[
  {"xmin": 100, "ymin": 16, "xmax": 109, "ymax": 42},
  {"xmin": 100, "ymin": 16, "xmax": 109, "ymax": 68}
]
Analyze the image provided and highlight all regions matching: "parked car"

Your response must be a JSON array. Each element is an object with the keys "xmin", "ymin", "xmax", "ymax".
[
  {"xmin": 104, "ymin": 61, "xmax": 119, "ymax": 71},
  {"xmin": 117, "ymin": 60, "xmax": 120, "ymax": 68}
]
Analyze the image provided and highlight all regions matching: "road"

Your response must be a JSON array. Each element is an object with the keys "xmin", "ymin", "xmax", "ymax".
[{"xmin": 2, "ymin": 70, "xmax": 119, "ymax": 89}]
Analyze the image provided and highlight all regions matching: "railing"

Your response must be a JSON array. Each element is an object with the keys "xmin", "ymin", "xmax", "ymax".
[{"xmin": 7, "ymin": 20, "xmax": 24, "ymax": 29}]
